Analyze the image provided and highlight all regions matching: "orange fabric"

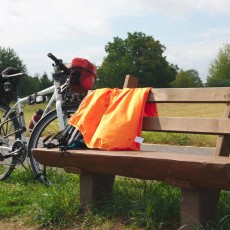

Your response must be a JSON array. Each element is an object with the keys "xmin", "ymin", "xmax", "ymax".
[{"xmin": 68, "ymin": 88, "xmax": 158, "ymax": 150}]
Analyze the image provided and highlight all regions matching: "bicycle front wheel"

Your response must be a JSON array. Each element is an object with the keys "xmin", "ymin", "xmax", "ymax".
[
  {"xmin": 28, "ymin": 105, "xmax": 77, "ymax": 184},
  {"xmin": 0, "ymin": 103, "xmax": 21, "ymax": 180}
]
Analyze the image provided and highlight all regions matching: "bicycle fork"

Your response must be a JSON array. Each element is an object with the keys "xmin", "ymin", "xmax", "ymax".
[{"xmin": 54, "ymin": 80, "xmax": 65, "ymax": 130}]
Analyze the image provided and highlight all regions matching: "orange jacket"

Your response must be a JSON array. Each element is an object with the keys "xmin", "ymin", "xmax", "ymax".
[{"xmin": 68, "ymin": 88, "xmax": 158, "ymax": 150}]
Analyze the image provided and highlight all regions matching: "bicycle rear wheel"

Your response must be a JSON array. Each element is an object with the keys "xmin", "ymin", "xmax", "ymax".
[
  {"xmin": 28, "ymin": 105, "xmax": 78, "ymax": 184},
  {"xmin": 0, "ymin": 103, "xmax": 21, "ymax": 180}
]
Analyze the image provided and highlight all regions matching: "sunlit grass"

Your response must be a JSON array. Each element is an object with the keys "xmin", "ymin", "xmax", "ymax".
[
  {"xmin": 10, "ymin": 102, "xmax": 53, "ymax": 137},
  {"xmin": 157, "ymin": 103, "xmax": 225, "ymax": 118},
  {"xmin": 143, "ymin": 103, "xmax": 226, "ymax": 147},
  {"xmin": 0, "ymin": 169, "xmax": 229, "ymax": 229},
  {"xmin": 143, "ymin": 132, "xmax": 217, "ymax": 147}
]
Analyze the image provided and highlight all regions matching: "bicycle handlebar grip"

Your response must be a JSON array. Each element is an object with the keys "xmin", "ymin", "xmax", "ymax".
[
  {"xmin": 47, "ymin": 53, "xmax": 59, "ymax": 63},
  {"xmin": 47, "ymin": 53, "xmax": 69, "ymax": 74}
]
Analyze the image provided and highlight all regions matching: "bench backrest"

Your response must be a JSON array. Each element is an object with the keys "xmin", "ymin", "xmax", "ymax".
[{"xmin": 124, "ymin": 75, "xmax": 230, "ymax": 157}]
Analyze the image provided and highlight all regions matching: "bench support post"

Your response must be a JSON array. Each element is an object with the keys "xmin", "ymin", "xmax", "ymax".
[
  {"xmin": 180, "ymin": 188, "xmax": 220, "ymax": 229},
  {"xmin": 80, "ymin": 173, "xmax": 115, "ymax": 210},
  {"xmin": 215, "ymin": 103, "xmax": 230, "ymax": 157}
]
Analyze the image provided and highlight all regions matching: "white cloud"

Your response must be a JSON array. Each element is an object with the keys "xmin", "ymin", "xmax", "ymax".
[
  {"xmin": 0, "ymin": 0, "xmax": 141, "ymax": 47},
  {"xmin": 196, "ymin": 0, "xmax": 230, "ymax": 15},
  {"xmin": 165, "ymin": 25, "xmax": 230, "ymax": 81},
  {"xmin": 197, "ymin": 27, "xmax": 230, "ymax": 39},
  {"xmin": 1, "ymin": 1, "xmax": 104, "ymax": 46},
  {"xmin": 0, "ymin": 0, "xmax": 229, "ymax": 80},
  {"xmin": 141, "ymin": 0, "xmax": 230, "ymax": 18},
  {"xmin": 140, "ymin": 0, "xmax": 195, "ymax": 19},
  {"xmin": 165, "ymin": 40, "xmax": 222, "ymax": 80},
  {"xmin": 1, "ymin": 0, "xmax": 229, "ymax": 47}
]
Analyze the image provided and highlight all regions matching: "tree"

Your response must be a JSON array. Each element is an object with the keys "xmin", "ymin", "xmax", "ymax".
[
  {"xmin": 39, "ymin": 72, "xmax": 52, "ymax": 89},
  {"xmin": 20, "ymin": 74, "xmax": 40, "ymax": 96},
  {"xmin": 20, "ymin": 72, "xmax": 52, "ymax": 96},
  {"xmin": 206, "ymin": 44, "xmax": 230, "ymax": 87},
  {"xmin": 0, "ymin": 47, "xmax": 27, "ymax": 73},
  {"xmin": 171, "ymin": 69, "xmax": 203, "ymax": 88},
  {"xmin": 96, "ymin": 32, "xmax": 178, "ymax": 88}
]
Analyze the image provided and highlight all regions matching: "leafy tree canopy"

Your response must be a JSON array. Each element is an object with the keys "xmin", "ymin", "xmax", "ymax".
[
  {"xmin": 206, "ymin": 44, "xmax": 230, "ymax": 87},
  {"xmin": 96, "ymin": 32, "xmax": 178, "ymax": 88},
  {"xmin": 20, "ymin": 72, "xmax": 52, "ymax": 96},
  {"xmin": 39, "ymin": 72, "xmax": 53, "ymax": 89},
  {"xmin": 0, "ymin": 46, "xmax": 27, "ymax": 73},
  {"xmin": 171, "ymin": 69, "xmax": 203, "ymax": 88}
]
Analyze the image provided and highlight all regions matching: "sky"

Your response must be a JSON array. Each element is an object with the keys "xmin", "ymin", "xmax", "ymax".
[{"xmin": 1, "ymin": 0, "xmax": 230, "ymax": 82}]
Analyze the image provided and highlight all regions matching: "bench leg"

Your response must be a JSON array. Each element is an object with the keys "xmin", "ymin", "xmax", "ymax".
[
  {"xmin": 180, "ymin": 188, "xmax": 220, "ymax": 229},
  {"xmin": 80, "ymin": 173, "xmax": 115, "ymax": 211}
]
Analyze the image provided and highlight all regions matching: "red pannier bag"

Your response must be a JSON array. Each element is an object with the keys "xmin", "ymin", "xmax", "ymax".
[{"xmin": 69, "ymin": 58, "xmax": 97, "ymax": 93}]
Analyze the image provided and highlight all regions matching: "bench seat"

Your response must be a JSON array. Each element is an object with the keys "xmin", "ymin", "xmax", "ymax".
[{"xmin": 32, "ymin": 148, "xmax": 230, "ymax": 190}]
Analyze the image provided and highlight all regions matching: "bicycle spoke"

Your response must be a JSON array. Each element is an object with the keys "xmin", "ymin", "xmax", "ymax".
[
  {"xmin": 0, "ymin": 104, "xmax": 21, "ymax": 180},
  {"xmin": 29, "ymin": 106, "xmax": 78, "ymax": 184}
]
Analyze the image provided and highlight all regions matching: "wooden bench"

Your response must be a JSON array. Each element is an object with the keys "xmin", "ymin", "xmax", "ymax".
[{"xmin": 32, "ymin": 75, "xmax": 230, "ymax": 229}]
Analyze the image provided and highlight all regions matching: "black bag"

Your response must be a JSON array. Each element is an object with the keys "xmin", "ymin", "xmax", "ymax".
[
  {"xmin": 43, "ymin": 125, "xmax": 87, "ymax": 152},
  {"xmin": 0, "ymin": 78, "xmax": 14, "ymax": 103},
  {"xmin": 0, "ymin": 67, "xmax": 20, "ymax": 103}
]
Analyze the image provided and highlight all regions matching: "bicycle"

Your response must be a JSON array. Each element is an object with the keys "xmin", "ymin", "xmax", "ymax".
[{"xmin": 0, "ymin": 53, "xmax": 83, "ymax": 184}]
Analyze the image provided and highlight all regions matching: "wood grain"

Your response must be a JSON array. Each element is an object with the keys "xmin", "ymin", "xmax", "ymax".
[{"xmin": 32, "ymin": 148, "xmax": 230, "ymax": 190}]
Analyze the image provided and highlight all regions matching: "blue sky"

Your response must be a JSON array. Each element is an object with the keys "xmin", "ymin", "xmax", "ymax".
[{"xmin": 1, "ymin": 0, "xmax": 230, "ymax": 82}]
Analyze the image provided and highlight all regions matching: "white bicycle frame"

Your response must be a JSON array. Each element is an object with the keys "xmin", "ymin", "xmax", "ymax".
[{"xmin": 0, "ymin": 80, "xmax": 66, "ymax": 153}]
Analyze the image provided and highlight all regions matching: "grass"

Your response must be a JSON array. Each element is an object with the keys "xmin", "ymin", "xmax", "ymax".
[
  {"xmin": 156, "ymin": 103, "xmax": 225, "ymax": 118},
  {"xmin": 0, "ymin": 169, "xmax": 80, "ymax": 229},
  {"xmin": 20, "ymin": 103, "xmax": 51, "ymax": 137},
  {"xmin": 0, "ymin": 169, "xmax": 229, "ymax": 229},
  {"xmin": 143, "ymin": 132, "xmax": 217, "ymax": 147},
  {"xmin": 143, "ymin": 103, "xmax": 226, "ymax": 147}
]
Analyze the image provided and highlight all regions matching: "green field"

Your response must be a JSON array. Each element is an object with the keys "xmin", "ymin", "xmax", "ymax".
[
  {"xmin": 143, "ymin": 103, "xmax": 226, "ymax": 147},
  {"xmin": 0, "ymin": 170, "xmax": 230, "ymax": 230}
]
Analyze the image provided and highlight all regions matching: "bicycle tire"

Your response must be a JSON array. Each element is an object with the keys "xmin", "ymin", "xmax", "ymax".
[
  {"xmin": 28, "ymin": 105, "xmax": 78, "ymax": 184},
  {"xmin": 0, "ymin": 103, "xmax": 21, "ymax": 180}
]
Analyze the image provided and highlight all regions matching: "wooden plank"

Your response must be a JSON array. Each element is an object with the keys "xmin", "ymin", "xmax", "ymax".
[
  {"xmin": 148, "ymin": 88, "xmax": 230, "ymax": 103},
  {"xmin": 142, "ymin": 117, "xmax": 230, "ymax": 134},
  {"xmin": 215, "ymin": 103, "xmax": 230, "ymax": 157},
  {"xmin": 80, "ymin": 173, "xmax": 115, "ymax": 210},
  {"xmin": 180, "ymin": 188, "xmax": 220, "ymax": 227},
  {"xmin": 123, "ymin": 75, "xmax": 139, "ymax": 88},
  {"xmin": 32, "ymin": 148, "xmax": 230, "ymax": 190}
]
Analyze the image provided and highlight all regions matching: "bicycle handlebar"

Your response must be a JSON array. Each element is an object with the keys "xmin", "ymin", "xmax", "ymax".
[{"xmin": 47, "ymin": 53, "xmax": 69, "ymax": 74}]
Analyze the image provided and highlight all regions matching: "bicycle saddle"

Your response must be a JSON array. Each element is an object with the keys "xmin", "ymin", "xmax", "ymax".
[{"xmin": 1, "ymin": 67, "xmax": 24, "ymax": 80}]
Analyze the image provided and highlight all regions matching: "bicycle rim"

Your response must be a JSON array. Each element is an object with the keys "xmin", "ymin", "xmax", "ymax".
[
  {"xmin": 0, "ymin": 103, "xmax": 21, "ymax": 180},
  {"xmin": 28, "ymin": 106, "xmax": 77, "ymax": 184}
]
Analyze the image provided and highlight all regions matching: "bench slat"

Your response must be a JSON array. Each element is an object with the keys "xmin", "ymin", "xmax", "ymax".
[
  {"xmin": 148, "ymin": 88, "xmax": 230, "ymax": 102},
  {"xmin": 32, "ymin": 148, "xmax": 230, "ymax": 190},
  {"xmin": 143, "ymin": 117, "xmax": 230, "ymax": 134}
]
